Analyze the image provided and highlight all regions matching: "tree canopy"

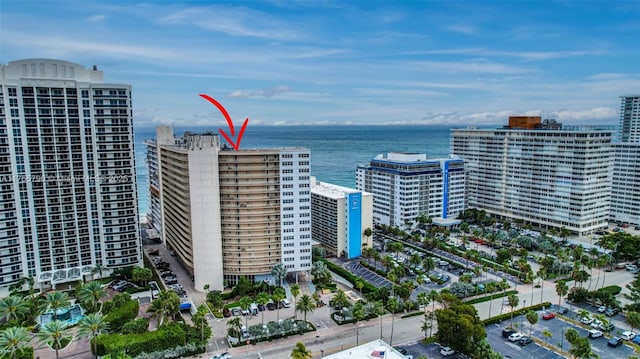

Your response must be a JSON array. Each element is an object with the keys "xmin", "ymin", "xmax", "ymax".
[{"xmin": 435, "ymin": 296, "xmax": 486, "ymax": 355}]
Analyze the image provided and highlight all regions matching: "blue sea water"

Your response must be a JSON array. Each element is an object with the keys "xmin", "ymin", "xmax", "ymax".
[{"xmin": 134, "ymin": 125, "xmax": 454, "ymax": 216}]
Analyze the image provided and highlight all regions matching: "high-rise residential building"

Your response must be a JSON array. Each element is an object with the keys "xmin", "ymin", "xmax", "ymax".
[
  {"xmin": 619, "ymin": 95, "xmax": 640, "ymax": 143},
  {"xmin": 609, "ymin": 143, "xmax": 640, "ymax": 226},
  {"xmin": 451, "ymin": 121, "xmax": 613, "ymax": 235},
  {"xmin": 0, "ymin": 59, "xmax": 141, "ymax": 295},
  {"xmin": 146, "ymin": 126, "xmax": 312, "ymax": 291},
  {"xmin": 310, "ymin": 177, "xmax": 373, "ymax": 259},
  {"xmin": 356, "ymin": 152, "xmax": 465, "ymax": 228}
]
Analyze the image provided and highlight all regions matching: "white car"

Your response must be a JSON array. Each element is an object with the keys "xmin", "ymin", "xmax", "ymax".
[
  {"xmin": 581, "ymin": 316, "xmax": 594, "ymax": 325},
  {"xmin": 588, "ymin": 329, "xmax": 603, "ymax": 339},
  {"xmin": 621, "ymin": 331, "xmax": 636, "ymax": 340},
  {"xmin": 210, "ymin": 352, "xmax": 232, "ymax": 359},
  {"xmin": 439, "ymin": 347, "xmax": 455, "ymax": 356},
  {"xmin": 597, "ymin": 306, "xmax": 606, "ymax": 313},
  {"xmin": 508, "ymin": 332, "xmax": 524, "ymax": 342}
]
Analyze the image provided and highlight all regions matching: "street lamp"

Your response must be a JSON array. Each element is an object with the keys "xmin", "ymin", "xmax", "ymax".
[
  {"xmin": 520, "ymin": 299, "xmax": 527, "ymax": 331},
  {"xmin": 321, "ymin": 349, "xmax": 324, "ymax": 358},
  {"xmin": 560, "ymin": 327, "xmax": 566, "ymax": 354}
]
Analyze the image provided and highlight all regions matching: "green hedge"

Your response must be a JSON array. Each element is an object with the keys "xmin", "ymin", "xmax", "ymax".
[
  {"xmin": 464, "ymin": 290, "xmax": 518, "ymax": 305},
  {"xmin": 482, "ymin": 302, "xmax": 552, "ymax": 326},
  {"xmin": 597, "ymin": 285, "xmax": 622, "ymax": 296},
  {"xmin": 321, "ymin": 259, "xmax": 377, "ymax": 294},
  {"xmin": 96, "ymin": 322, "xmax": 188, "ymax": 357},
  {"xmin": 103, "ymin": 299, "xmax": 139, "ymax": 332},
  {"xmin": 0, "ymin": 347, "xmax": 33, "ymax": 359},
  {"xmin": 400, "ymin": 311, "xmax": 424, "ymax": 319}
]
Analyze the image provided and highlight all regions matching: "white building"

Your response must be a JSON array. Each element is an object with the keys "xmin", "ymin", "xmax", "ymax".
[
  {"xmin": 0, "ymin": 59, "xmax": 141, "ymax": 294},
  {"xmin": 619, "ymin": 95, "xmax": 640, "ymax": 143},
  {"xmin": 321, "ymin": 339, "xmax": 407, "ymax": 359},
  {"xmin": 310, "ymin": 177, "xmax": 373, "ymax": 259},
  {"xmin": 146, "ymin": 126, "xmax": 312, "ymax": 291},
  {"xmin": 609, "ymin": 143, "xmax": 640, "ymax": 226},
  {"xmin": 451, "ymin": 123, "xmax": 613, "ymax": 235},
  {"xmin": 356, "ymin": 152, "xmax": 465, "ymax": 228}
]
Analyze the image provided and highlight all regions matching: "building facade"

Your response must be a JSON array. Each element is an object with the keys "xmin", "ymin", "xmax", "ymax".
[
  {"xmin": 451, "ymin": 123, "xmax": 613, "ymax": 235},
  {"xmin": 609, "ymin": 143, "xmax": 640, "ymax": 226},
  {"xmin": 310, "ymin": 177, "xmax": 373, "ymax": 259},
  {"xmin": 0, "ymin": 59, "xmax": 141, "ymax": 294},
  {"xmin": 146, "ymin": 126, "xmax": 312, "ymax": 291},
  {"xmin": 356, "ymin": 152, "xmax": 465, "ymax": 228},
  {"xmin": 619, "ymin": 95, "xmax": 640, "ymax": 143}
]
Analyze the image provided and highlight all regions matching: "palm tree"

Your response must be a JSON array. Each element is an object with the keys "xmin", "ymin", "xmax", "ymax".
[
  {"xmin": 373, "ymin": 300, "xmax": 385, "ymax": 340},
  {"xmin": 44, "ymin": 291, "xmax": 71, "ymax": 320},
  {"xmin": 295, "ymin": 295, "xmax": 316, "ymax": 329},
  {"xmin": 239, "ymin": 296, "xmax": 252, "ymax": 328},
  {"xmin": 291, "ymin": 284, "xmax": 300, "ymax": 319},
  {"xmin": 272, "ymin": 287, "xmax": 286, "ymax": 322},
  {"xmin": 542, "ymin": 329, "xmax": 553, "ymax": 347},
  {"xmin": 352, "ymin": 301, "xmax": 366, "ymax": 345},
  {"xmin": 78, "ymin": 281, "xmax": 107, "ymax": 313},
  {"xmin": 227, "ymin": 317, "xmax": 242, "ymax": 338},
  {"xmin": 192, "ymin": 304, "xmax": 210, "ymax": 344},
  {"xmin": 290, "ymin": 342, "xmax": 312, "ymax": 359},
  {"xmin": 507, "ymin": 294, "xmax": 519, "ymax": 328},
  {"xmin": 91, "ymin": 264, "xmax": 106, "ymax": 279},
  {"xmin": 256, "ymin": 292, "xmax": 269, "ymax": 326},
  {"xmin": 355, "ymin": 279, "xmax": 364, "ymax": 296},
  {"xmin": 271, "ymin": 263, "xmax": 287, "ymax": 287},
  {"xmin": 556, "ymin": 281, "xmax": 569, "ymax": 312},
  {"xmin": 525, "ymin": 310, "xmax": 538, "ymax": 336},
  {"xmin": 147, "ymin": 290, "xmax": 179, "ymax": 326},
  {"xmin": 38, "ymin": 320, "xmax": 68, "ymax": 359},
  {"xmin": 0, "ymin": 326, "xmax": 31, "ymax": 359},
  {"xmin": 0, "ymin": 296, "xmax": 30, "ymax": 323},
  {"xmin": 421, "ymin": 313, "xmax": 432, "ymax": 339},
  {"xmin": 387, "ymin": 296, "xmax": 401, "ymax": 346},
  {"xmin": 331, "ymin": 289, "xmax": 350, "ymax": 309},
  {"xmin": 78, "ymin": 313, "xmax": 109, "ymax": 359}
]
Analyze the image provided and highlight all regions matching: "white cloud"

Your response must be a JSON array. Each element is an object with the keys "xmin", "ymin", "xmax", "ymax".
[
  {"xmin": 161, "ymin": 6, "xmax": 306, "ymax": 41},
  {"xmin": 228, "ymin": 86, "xmax": 291, "ymax": 98}
]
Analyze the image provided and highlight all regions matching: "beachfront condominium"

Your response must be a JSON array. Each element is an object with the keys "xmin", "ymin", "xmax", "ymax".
[
  {"xmin": 619, "ymin": 95, "xmax": 640, "ymax": 143},
  {"xmin": 0, "ymin": 59, "xmax": 141, "ymax": 295},
  {"xmin": 451, "ymin": 117, "xmax": 613, "ymax": 235},
  {"xmin": 146, "ymin": 126, "xmax": 312, "ymax": 291},
  {"xmin": 609, "ymin": 143, "xmax": 640, "ymax": 226},
  {"xmin": 356, "ymin": 152, "xmax": 465, "ymax": 228},
  {"xmin": 310, "ymin": 177, "xmax": 373, "ymax": 259}
]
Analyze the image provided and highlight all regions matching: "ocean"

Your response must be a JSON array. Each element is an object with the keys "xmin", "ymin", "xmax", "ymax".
[{"xmin": 134, "ymin": 125, "xmax": 454, "ymax": 216}]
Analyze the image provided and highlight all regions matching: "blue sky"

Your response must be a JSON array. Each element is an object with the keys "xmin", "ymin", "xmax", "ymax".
[{"xmin": 1, "ymin": 0, "xmax": 639, "ymax": 127}]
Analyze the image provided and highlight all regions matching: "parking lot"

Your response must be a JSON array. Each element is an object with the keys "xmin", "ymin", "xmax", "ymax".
[
  {"xmin": 488, "ymin": 311, "xmax": 636, "ymax": 359},
  {"xmin": 397, "ymin": 342, "xmax": 468, "ymax": 358},
  {"xmin": 345, "ymin": 261, "xmax": 393, "ymax": 288}
]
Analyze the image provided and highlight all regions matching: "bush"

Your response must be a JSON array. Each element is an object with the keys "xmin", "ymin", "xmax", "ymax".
[
  {"xmin": 597, "ymin": 285, "xmax": 622, "ymax": 296},
  {"xmin": 321, "ymin": 259, "xmax": 376, "ymax": 294},
  {"xmin": 103, "ymin": 299, "xmax": 139, "ymax": 332},
  {"xmin": 464, "ymin": 290, "xmax": 518, "ymax": 305},
  {"xmin": 567, "ymin": 287, "xmax": 589, "ymax": 303},
  {"xmin": 122, "ymin": 317, "xmax": 149, "ymax": 334},
  {"xmin": 96, "ymin": 322, "xmax": 187, "ymax": 357},
  {"xmin": 483, "ymin": 302, "xmax": 552, "ymax": 326},
  {"xmin": 0, "ymin": 347, "xmax": 33, "ymax": 359}
]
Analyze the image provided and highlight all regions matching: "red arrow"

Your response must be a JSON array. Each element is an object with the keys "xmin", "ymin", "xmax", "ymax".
[{"xmin": 199, "ymin": 94, "xmax": 249, "ymax": 151}]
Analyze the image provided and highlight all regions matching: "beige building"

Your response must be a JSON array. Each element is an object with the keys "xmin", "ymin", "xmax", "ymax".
[{"xmin": 147, "ymin": 126, "xmax": 311, "ymax": 291}]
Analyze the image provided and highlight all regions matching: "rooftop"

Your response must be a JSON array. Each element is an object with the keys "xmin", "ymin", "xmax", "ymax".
[{"xmin": 322, "ymin": 339, "xmax": 406, "ymax": 359}]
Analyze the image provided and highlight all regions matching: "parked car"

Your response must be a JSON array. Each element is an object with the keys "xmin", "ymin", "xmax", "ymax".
[
  {"xmin": 605, "ymin": 307, "xmax": 621, "ymax": 317},
  {"xmin": 231, "ymin": 308, "xmax": 241, "ymax": 316},
  {"xmin": 266, "ymin": 302, "xmax": 275, "ymax": 311},
  {"xmin": 518, "ymin": 336, "xmax": 533, "ymax": 346},
  {"xmin": 501, "ymin": 328, "xmax": 516, "ymax": 338},
  {"xmin": 542, "ymin": 312, "xmax": 555, "ymax": 320},
  {"xmin": 222, "ymin": 308, "xmax": 231, "ymax": 317},
  {"xmin": 598, "ymin": 322, "xmax": 615, "ymax": 332},
  {"xmin": 557, "ymin": 306, "xmax": 569, "ymax": 315},
  {"xmin": 160, "ymin": 271, "xmax": 174, "ymax": 278},
  {"xmin": 632, "ymin": 335, "xmax": 640, "ymax": 345},
  {"xmin": 257, "ymin": 303, "xmax": 265, "ymax": 311},
  {"xmin": 280, "ymin": 299, "xmax": 291, "ymax": 308},
  {"xmin": 508, "ymin": 333, "xmax": 523, "ymax": 342},
  {"xmin": 439, "ymin": 347, "xmax": 455, "ymax": 356},
  {"xmin": 597, "ymin": 306, "xmax": 606, "ymax": 313},
  {"xmin": 580, "ymin": 316, "xmax": 594, "ymax": 325},
  {"xmin": 607, "ymin": 337, "xmax": 623, "ymax": 347},
  {"xmin": 621, "ymin": 331, "xmax": 636, "ymax": 341},
  {"xmin": 588, "ymin": 329, "xmax": 603, "ymax": 339},
  {"xmin": 210, "ymin": 352, "xmax": 232, "ymax": 359}
]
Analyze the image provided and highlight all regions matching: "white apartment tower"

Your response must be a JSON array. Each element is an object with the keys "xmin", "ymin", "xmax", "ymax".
[
  {"xmin": 0, "ymin": 59, "xmax": 141, "ymax": 294},
  {"xmin": 619, "ymin": 95, "xmax": 640, "ymax": 143},
  {"xmin": 146, "ymin": 126, "xmax": 312, "ymax": 291},
  {"xmin": 609, "ymin": 143, "xmax": 640, "ymax": 226},
  {"xmin": 310, "ymin": 177, "xmax": 373, "ymax": 259},
  {"xmin": 451, "ymin": 123, "xmax": 613, "ymax": 235},
  {"xmin": 356, "ymin": 152, "xmax": 465, "ymax": 228}
]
